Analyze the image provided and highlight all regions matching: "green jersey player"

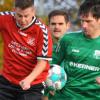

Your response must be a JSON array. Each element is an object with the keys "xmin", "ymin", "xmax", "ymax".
[
  {"xmin": 50, "ymin": 0, "xmax": 100, "ymax": 100},
  {"xmin": 43, "ymin": 9, "xmax": 70, "ymax": 100}
]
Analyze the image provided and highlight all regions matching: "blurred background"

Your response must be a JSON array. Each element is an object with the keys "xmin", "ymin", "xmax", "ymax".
[{"xmin": 0, "ymin": 0, "xmax": 84, "ymax": 68}]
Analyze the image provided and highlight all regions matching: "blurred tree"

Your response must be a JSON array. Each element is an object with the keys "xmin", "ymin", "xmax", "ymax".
[{"xmin": 0, "ymin": 0, "xmax": 13, "ymax": 11}]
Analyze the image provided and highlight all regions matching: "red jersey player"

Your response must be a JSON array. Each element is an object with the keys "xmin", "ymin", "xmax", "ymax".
[{"xmin": 0, "ymin": 0, "xmax": 52, "ymax": 100}]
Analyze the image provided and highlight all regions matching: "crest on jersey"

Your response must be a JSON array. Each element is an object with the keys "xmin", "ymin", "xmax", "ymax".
[
  {"xmin": 94, "ymin": 50, "xmax": 100, "ymax": 59},
  {"xmin": 27, "ymin": 37, "xmax": 35, "ymax": 46}
]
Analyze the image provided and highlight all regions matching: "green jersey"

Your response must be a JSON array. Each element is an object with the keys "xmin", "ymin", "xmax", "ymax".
[
  {"xmin": 44, "ymin": 43, "xmax": 58, "ymax": 96},
  {"xmin": 44, "ymin": 39, "xmax": 64, "ymax": 97},
  {"xmin": 44, "ymin": 42, "xmax": 64, "ymax": 98},
  {"xmin": 51, "ymin": 31, "xmax": 100, "ymax": 100}
]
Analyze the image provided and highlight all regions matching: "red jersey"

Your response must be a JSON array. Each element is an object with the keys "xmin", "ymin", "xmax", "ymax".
[{"xmin": 0, "ymin": 11, "xmax": 52, "ymax": 85}]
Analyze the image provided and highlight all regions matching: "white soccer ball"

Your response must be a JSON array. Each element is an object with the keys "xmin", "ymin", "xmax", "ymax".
[{"xmin": 45, "ymin": 64, "xmax": 67, "ymax": 90}]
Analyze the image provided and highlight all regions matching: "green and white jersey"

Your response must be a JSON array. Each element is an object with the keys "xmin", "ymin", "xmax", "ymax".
[{"xmin": 51, "ymin": 31, "xmax": 100, "ymax": 100}]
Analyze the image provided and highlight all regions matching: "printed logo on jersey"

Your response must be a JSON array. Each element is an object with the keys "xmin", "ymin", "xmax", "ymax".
[
  {"xmin": 70, "ymin": 61, "xmax": 100, "ymax": 71},
  {"xmin": 93, "ymin": 50, "xmax": 100, "ymax": 59},
  {"xmin": 8, "ymin": 41, "xmax": 32, "ymax": 57},
  {"xmin": 27, "ymin": 37, "xmax": 35, "ymax": 46},
  {"xmin": 18, "ymin": 31, "xmax": 27, "ymax": 37},
  {"xmin": 72, "ymin": 49, "xmax": 80, "ymax": 53}
]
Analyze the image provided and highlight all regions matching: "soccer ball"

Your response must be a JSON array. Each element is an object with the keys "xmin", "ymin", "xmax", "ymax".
[{"xmin": 45, "ymin": 64, "xmax": 67, "ymax": 90}]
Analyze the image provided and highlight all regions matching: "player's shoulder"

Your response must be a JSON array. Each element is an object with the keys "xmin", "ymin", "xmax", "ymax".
[
  {"xmin": 67, "ymin": 30, "xmax": 83, "ymax": 34},
  {"xmin": 35, "ymin": 18, "xmax": 48, "ymax": 31},
  {"xmin": 62, "ymin": 30, "xmax": 83, "ymax": 40},
  {"xmin": 0, "ymin": 11, "xmax": 15, "ymax": 16}
]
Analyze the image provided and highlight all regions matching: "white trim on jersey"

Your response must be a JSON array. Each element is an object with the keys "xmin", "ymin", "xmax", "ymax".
[
  {"xmin": 37, "ymin": 57, "xmax": 52, "ymax": 61},
  {"xmin": 16, "ymin": 16, "xmax": 36, "ymax": 30}
]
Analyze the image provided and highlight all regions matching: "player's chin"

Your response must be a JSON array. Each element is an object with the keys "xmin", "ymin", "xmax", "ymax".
[
  {"xmin": 53, "ymin": 34, "xmax": 61, "ymax": 39},
  {"xmin": 21, "ymin": 24, "xmax": 27, "ymax": 28}
]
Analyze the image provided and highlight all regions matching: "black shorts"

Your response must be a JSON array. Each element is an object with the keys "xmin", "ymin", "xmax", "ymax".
[{"xmin": 0, "ymin": 75, "xmax": 44, "ymax": 100}]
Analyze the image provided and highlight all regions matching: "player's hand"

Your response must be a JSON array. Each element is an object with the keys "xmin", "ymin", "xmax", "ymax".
[
  {"xmin": 49, "ymin": 90, "xmax": 55, "ymax": 96},
  {"xmin": 96, "ymin": 77, "xmax": 100, "ymax": 84},
  {"xmin": 19, "ymin": 78, "xmax": 31, "ymax": 90}
]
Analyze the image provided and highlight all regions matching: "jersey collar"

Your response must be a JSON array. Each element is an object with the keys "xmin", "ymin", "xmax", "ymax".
[{"xmin": 16, "ymin": 16, "xmax": 36, "ymax": 30}]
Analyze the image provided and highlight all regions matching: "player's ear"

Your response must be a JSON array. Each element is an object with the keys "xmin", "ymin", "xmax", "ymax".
[
  {"xmin": 98, "ymin": 19, "xmax": 100, "ymax": 24},
  {"xmin": 66, "ymin": 21, "xmax": 71, "ymax": 31},
  {"xmin": 12, "ymin": 8, "xmax": 15, "ymax": 12}
]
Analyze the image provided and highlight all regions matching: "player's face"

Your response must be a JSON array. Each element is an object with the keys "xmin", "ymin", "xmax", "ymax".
[
  {"xmin": 14, "ymin": 6, "xmax": 35, "ymax": 28},
  {"xmin": 80, "ymin": 13, "xmax": 100, "ymax": 38},
  {"xmin": 49, "ymin": 15, "xmax": 70, "ymax": 40}
]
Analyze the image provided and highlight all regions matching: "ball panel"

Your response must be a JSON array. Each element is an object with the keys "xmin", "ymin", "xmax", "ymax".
[{"xmin": 45, "ymin": 64, "xmax": 67, "ymax": 90}]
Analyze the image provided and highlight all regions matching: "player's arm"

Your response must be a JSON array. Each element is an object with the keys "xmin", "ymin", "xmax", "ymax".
[
  {"xmin": 19, "ymin": 59, "xmax": 47, "ymax": 90},
  {"xmin": 19, "ymin": 20, "xmax": 52, "ymax": 90},
  {"xmin": 0, "ymin": 11, "xmax": 14, "ymax": 30},
  {"xmin": 96, "ymin": 77, "xmax": 100, "ymax": 84}
]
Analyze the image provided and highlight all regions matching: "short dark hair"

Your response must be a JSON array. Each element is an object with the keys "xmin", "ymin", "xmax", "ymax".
[
  {"xmin": 79, "ymin": 0, "xmax": 100, "ymax": 19},
  {"xmin": 14, "ymin": 0, "xmax": 34, "ymax": 9},
  {"xmin": 48, "ymin": 10, "xmax": 70, "ymax": 23}
]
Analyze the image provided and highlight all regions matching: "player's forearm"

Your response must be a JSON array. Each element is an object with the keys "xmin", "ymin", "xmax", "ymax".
[
  {"xmin": 19, "ymin": 60, "xmax": 48, "ymax": 90},
  {"xmin": 26, "ymin": 60, "xmax": 47, "ymax": 83}
]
